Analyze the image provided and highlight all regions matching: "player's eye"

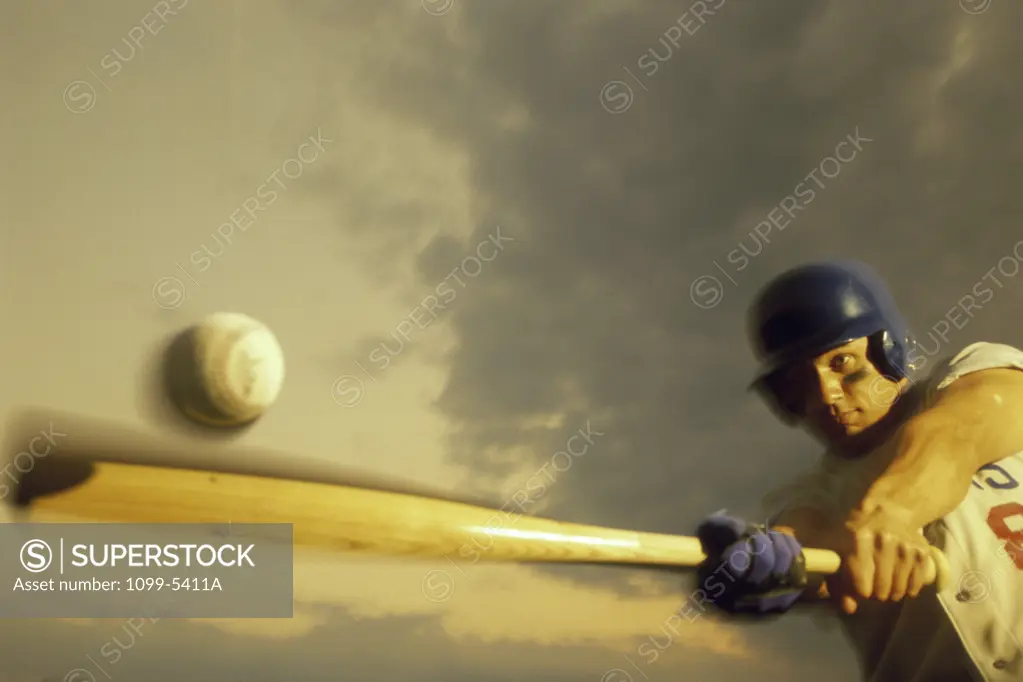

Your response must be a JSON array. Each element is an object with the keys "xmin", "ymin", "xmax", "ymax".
[{"xmin": 829, "ymin": 354, "xmax": 856, "ymax": 372}]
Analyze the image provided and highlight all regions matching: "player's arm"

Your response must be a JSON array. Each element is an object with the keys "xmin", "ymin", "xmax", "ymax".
[{"xmin": 855, "ymin": 366, "xmax": 1023, "ymax": 529}]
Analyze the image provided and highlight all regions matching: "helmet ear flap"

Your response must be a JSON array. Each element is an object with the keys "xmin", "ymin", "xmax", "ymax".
[
  {"xmin": 866, "ymin": 330, "xmax": 894, "ymax": 375},
  {"xmin": 867, "ymin": 329, "xmax": 911, "ymax": 379}
]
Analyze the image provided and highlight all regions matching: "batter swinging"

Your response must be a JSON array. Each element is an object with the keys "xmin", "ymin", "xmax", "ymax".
[{"xmin": 696, "ymin": 260, "xmax": 1023, "ymax": 681}]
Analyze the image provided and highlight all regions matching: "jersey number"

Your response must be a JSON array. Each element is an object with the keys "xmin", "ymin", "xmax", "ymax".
[
  {"xmin": 987, "ymin": 503, "xmax": 1023, "ymax": 570},
  {"xmin": 977, "ymin": 464, "xmax": 1023, "ymax": 570}
]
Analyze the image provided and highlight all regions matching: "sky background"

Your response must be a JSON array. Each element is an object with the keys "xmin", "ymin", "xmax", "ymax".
[{"xmin": 3, "ymin": 0, "xmax": 1023, "ymax": 680}]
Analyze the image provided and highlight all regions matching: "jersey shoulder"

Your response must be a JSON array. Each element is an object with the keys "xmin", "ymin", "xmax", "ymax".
[{"xmin": 922, "ymin": 341, "xmax": 1023, "ymax": 397}]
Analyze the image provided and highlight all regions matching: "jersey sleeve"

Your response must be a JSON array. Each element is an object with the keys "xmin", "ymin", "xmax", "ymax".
[{"xmin": 926, "ymin": 341, "xmax": 1023, "ymax": 400}]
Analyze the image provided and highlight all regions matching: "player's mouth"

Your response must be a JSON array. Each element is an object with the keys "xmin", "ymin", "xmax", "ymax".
[{"xmin": 836, "ymin": 410, "xmax": 860, "ymax": 426}]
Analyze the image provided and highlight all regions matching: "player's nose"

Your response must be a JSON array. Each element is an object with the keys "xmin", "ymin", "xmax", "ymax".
[{"xmin": 813, "ymin": 370, "xmax": 844, "ymax": 407}]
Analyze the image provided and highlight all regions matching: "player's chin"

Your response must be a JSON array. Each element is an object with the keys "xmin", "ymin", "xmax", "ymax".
[
  {"xmin": 840, "ymin": 422, "xmax": 866, "ymax": 436},
  {"xmin": 809, "ymin": 419, "xmax": 858, "ymax": 443},
  {"xmin": 825, "ymin": 414, "xmax": 866, "ymax": 437}
]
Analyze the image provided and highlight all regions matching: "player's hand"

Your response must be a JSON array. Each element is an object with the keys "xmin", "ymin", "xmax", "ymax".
[
  {"xmin": 695, "ymin": 512, "xmax": 808, "ymax": 614},
  {"xmin": 827, "ymin": 508, "xmax": 934, "ymax": 615}
]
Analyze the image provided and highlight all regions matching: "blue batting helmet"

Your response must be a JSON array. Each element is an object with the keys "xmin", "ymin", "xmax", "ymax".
[{"xmin": 747, "ymin": 260, "xmax": 915, "ymax": 421}]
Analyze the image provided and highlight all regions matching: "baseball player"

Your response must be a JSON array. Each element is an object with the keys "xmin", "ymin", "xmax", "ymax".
[{"xmin": 695, "ymin": 260, "xmax": 1023, "ymax": 681}]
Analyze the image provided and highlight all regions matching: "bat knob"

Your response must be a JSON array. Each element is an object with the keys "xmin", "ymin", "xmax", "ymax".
[{"xmin": 927, "ymin": 546, "xmax": 952, "ymax": 592}]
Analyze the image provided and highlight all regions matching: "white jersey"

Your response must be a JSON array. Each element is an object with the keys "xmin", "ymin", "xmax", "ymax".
[{"xmin": 762, "ymin": 342, "xmax": 1023, "ymax": 682}]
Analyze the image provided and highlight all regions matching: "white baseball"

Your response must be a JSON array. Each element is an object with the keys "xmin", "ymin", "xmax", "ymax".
[{"xmin": 190, "ymin": 312, "xmax": 285, "ymax": 425}]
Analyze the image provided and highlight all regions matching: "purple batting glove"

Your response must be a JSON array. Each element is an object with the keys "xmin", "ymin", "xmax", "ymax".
[{"xmin": 694, "ymin": 512, "xmax": 807, "ymax": 614}]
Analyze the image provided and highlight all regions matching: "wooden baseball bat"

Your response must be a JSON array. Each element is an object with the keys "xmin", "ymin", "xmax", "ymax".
[
  {"xmin": 4, "ymin": 408, "xmax": 951, "ymax": 589},
  {"xmin": 14, "ymin": 459, "xmax": 950, "ymax": 589}
]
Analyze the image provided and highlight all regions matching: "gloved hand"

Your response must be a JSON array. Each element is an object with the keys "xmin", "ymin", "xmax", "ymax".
[{"xmin": 695, "ymin": 512, "xmax": 808, "ymax": 614}]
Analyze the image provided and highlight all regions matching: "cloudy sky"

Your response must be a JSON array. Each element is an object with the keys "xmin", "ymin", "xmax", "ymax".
[{"xmin": 3, "ymin": 0, "xmax": 1023, "ymax": 680}]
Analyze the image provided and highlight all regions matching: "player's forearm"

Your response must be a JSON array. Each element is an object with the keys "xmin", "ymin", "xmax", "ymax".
[
  {"xmin": 856, "ymin": 391, "xmax": 999, "ymax": 529},
  {"xmin": 856, "ymin": 450, "xmax": 975, "ymax": 531}
]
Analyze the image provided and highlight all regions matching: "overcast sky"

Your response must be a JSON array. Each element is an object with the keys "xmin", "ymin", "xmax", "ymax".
[{"xmin": 3, "ymin": 0, "xmax": 1023, "ymax": 680}]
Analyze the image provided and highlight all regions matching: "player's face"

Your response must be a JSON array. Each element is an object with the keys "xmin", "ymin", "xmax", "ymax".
[{"xmin": 774, "ymin": 337, "xmax": 908, "ymax": 444}]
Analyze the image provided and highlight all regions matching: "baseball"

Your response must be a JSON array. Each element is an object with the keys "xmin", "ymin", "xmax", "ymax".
[{"xmin": 168, "ymin": 312, "xmax": 285, "ymax": 428}]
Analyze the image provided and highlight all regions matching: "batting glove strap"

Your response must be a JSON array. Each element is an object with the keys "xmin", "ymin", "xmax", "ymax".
[{"xmin": 741, "ymin": 524, "xmax": 809, "ymax": 589}]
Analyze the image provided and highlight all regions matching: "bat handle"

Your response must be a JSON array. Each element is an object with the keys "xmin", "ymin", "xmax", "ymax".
[{"xmin": 803, "ymin": 545, "xmax": 952, "ymax": 592}]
